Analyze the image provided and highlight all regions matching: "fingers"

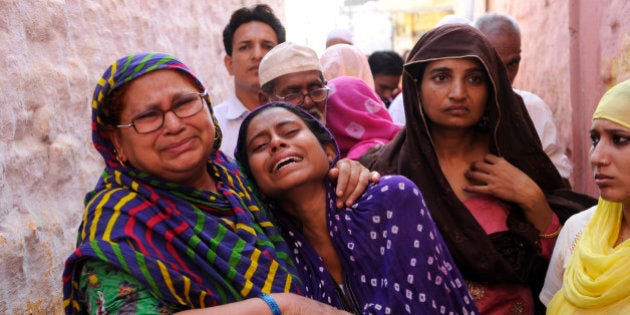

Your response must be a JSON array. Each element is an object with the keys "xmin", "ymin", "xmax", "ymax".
[
  {"xmin": 328, "ymin": 166, "xmax": 340, "ymax": 180},
  {"xmin": 468, "ymin": 154, "xmax": 504, "ymax": 173},
  {"xmin": 338, "ymin": 160, "xmax": 363, "ymax": 208},
  {"xmin": 370, "ymin": 171, "xmax": 381, "ymax": 183},
  {"xmin": 483, "ymin": 153, "xmax": 500, "ymax": 163},
  {"xmin": 341, "ymin": 166, "xmax": 370, "ymax": 207},
  {"xmin": 330, "ymin": 159, "xmax": 376, "ymax": 208},
  {"xmin": 341, "ymin": 169, "xmax": 380, "ymax": 207},
  {"xmin": 330, "ymin": 159, "xmax": 351, "ymax": 208}
]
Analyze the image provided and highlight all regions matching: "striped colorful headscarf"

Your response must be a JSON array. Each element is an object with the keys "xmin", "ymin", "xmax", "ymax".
[{"xmin": 63, "ymin": 52, "xmax": 302, "ymax": 314}]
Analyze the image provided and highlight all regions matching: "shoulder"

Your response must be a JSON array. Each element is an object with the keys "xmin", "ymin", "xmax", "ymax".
[
  {"xmin": 564, "ymin": 205, "xmax": 596, "ymax": 231},
  {"xmin": 555, "ymin": 205, "xmax": 596, "ymax": 255},
  {"xmin": 213, "ymin": 95, "xmax": 237, "ymax": 110},
  {"xmin": 213, "ymin": 95, "xmax": 249, "ymax": 121},
  {"xmin": 86, "ymin": 185, "xmax": 142, "ymax": 209},
  {"xmin": 363, "ymin": 175, "xmax": 423, "ymax": 202},
  {"xmin": 212, "ymin": 98, "xmax": 230, "ymax": 115},
  {"xmin": 513, "ymin": 88, "xmax": 551, "ymax": 113},
  {"xmin": 388, "ymin": 93, "xmax": 406, "ymax": 126}
]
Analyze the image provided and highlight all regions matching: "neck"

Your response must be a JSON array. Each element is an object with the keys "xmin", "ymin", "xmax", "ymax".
[
  {"xmin": 430, "ymin": 127, "xmax": 488, "ymax": 160},
  {"xmin": 190, "ymin": 171, "xmax": 218, "ymax": 192},
  {"xmin": 277, "ymin": 182, "xmax": 343, "ymax": 284},
  {"xmin": 235, "ymin": 85, "xmax": 261, "ymax": 111},
  {"xmin": 277, "ymin": 182, "xmax": 329, "ymax": 242},
  {"xmin": 621, "ymin": 202, "xmax": 630, "ymax": 232},
  {"xmin": 614, "ymin": 203, "xmax": 630, "ymax": 246}
]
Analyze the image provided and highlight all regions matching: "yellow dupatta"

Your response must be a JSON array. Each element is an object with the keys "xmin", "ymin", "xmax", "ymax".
[{"xmin": 547, "ymin": 198, "xmax": 630, "ymax": 313}]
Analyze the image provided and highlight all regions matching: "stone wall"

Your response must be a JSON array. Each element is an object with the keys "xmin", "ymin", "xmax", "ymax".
[{"xmin": 0, "ymin": 1, "xmax": 283, "ymax": 313}]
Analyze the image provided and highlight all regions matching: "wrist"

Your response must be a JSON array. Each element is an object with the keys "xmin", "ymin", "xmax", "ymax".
[{"xmin": 258, "ymin": 294, "xmax": 281, "ymax": 315}]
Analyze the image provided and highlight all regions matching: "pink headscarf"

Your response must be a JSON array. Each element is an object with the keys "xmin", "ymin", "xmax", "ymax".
[
  {"xmin": 320, "ymin": 44, "xmax": 375, "ymax": 90},
  {"xmin": 325, "ymin": 76, "xmax": 401, "ymax": 159}
]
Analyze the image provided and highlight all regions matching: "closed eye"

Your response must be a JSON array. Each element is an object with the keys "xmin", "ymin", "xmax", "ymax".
[
  {"xmin": 250, "ymin": 140, "xmax": 269, "ymax": 153},
  {"xmin": 172, "ymin": 95, "xmax": 198, "ymax": 110},
  {"xmin": 284, "ymin": 128, "xmax": 299, "ymax": 137},
  {"xmin": 134, "ymin": 109, "xmax": 161, "ymax": 121}
]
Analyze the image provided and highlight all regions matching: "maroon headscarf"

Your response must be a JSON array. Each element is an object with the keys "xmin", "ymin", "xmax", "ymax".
[{"xmin": 361, "ymin": 24, "xmax": 595, "ymax": 288}]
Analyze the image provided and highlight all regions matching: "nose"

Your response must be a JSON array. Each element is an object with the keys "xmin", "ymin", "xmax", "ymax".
[
  {"xmin": 448, "ymin": 80, "xmax": 467, "ymax": 100},
  {"xmin": 253, "ymin": 44, "xmax": 265, "ymax": 60},
  {"xmin": 590, "ymin": 141, "xmax": 611, "ymax": 167},
  {"xmin": 269, "ymin": 133, "xmax": 288, "ymax": 153},
  {"xmin": 299, "ymin": 93, "xmax": 315, "ymax": 110},
  {"xmin": 163, "ymin": 111, "xmax": 185, "ymax": 132},
  {"xmin": 382, "ymin": 89, "xmax": 394, "ymax": 101}
]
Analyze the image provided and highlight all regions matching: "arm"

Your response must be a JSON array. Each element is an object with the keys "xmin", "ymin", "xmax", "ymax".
[
  {"xmin": 463, "ymin": 154, "xmax": 554, "ymax": 232},
  {"xmin": 176, "ymin": 293, "xmax": 351, "ymax": 315},
  {"xmin": 539, "ymin": 220, "xmax": 572, "ymax": 306},
  {"xmin": 328, "ymin": 158, "xmax": 380, "ymax": 208},
  {"xmin": 538, "ymin": 213, "xmax": 562, "ymax": 259},
  {"xmin": 81, "ymin": 260, "xmax": 349, "ymax": 315}
]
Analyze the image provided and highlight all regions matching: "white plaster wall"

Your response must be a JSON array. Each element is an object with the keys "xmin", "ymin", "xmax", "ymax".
[{"xmin": 0, "ymin": 1, "xmax": 283, "ymax": 313}]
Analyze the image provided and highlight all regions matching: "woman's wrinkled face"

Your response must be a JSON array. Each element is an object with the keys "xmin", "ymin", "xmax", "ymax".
[
  {"xmin": 111, "ymin": 70, "xmax": 216, "ymax": 186},
  {"xmin": 419, "ymin": 57, "xmax": 489, "ymax": 130},
  {"xmin": 590, "ymin": 118, "xmax": 630, "ymax": 205},
  {"xmin": 244, "ymin": 107, "xmax": 335, "ymax": 198}
]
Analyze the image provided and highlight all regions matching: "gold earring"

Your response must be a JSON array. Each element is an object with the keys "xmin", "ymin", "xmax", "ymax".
[
  {"xmin": 116, "ymin": 156, "xmax": 127, "ymax": 168},
  {"xmin": 113, "ymin": 148, "xmax": 127, "ymax": 168}
]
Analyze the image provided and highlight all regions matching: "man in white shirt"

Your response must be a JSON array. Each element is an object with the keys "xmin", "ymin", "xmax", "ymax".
[
  {"xmin": 474, "ymin": 13, "xmax": 573, "ymax": 184},
  {"xmin": 214, "ymin": 4, "xmax": 285, "ymax": 156}
]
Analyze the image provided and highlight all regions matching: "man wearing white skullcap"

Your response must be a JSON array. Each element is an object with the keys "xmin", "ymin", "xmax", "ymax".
[{"xmin": 258, "ymin": 42, "xmax": 330, "ymax": 123}]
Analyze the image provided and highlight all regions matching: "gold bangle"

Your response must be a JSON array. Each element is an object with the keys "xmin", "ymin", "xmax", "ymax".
[{"xmin": 539, "ymin": 224, "xmax": 562, "ymax": 239}]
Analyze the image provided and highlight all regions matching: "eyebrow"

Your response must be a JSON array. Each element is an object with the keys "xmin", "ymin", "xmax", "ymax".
[
  {"xmin": 591, "ymin": 126, "xmax": 630, "ymax": 134},
  {"xmin": 247, "ymin": 119, "xmax": 299, "ymax": 148},
  {"xmin": 129, "ymin": 91, "xmax": 196, "ymax": 114},
  {"xmin": 280, "ymin": 81, "xmax": 323, "ymax": 93},
  {"xmin": 465, "ymin": 67, "xmax": 485, "ymax": 74},
  {"xmin": 428, "ymin": 67, "xmax": 451, "ymax": 74},
  {"xmin": 237, "ymin": 38, "xmax": 277, "ymax": 46}
]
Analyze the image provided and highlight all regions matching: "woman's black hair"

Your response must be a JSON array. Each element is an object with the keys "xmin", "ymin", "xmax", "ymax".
[{"xmin": 234, "ymin": 101, "xmax": 334, "ymax": 181}]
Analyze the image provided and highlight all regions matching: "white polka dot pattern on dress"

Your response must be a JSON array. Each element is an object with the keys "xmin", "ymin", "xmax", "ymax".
[{"xmin": 277, "ymin": 175, "xmax": 476, "ymax": 314}]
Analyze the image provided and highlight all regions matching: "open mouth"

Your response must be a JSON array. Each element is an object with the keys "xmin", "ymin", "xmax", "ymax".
[{"xmin": 272, "ymin": 155, "xmax": 304, "ymax": 173}]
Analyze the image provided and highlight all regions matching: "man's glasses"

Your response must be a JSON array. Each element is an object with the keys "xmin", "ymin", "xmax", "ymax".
[
  {"xmin": 117, "ymin": 91, "xmax": 207, "ymax": 134},
  {"xmin": 273, "ymin": 87, "xmax": 330, "ymax": 106}
]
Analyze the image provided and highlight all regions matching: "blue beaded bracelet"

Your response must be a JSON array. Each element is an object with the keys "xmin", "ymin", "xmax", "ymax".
[{"xmin": 258, "ymin": 294, "xmax": 281, "ymax": 315}]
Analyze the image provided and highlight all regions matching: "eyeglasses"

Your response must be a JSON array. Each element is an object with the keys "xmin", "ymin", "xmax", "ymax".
[
  {"xmin": 273, "ymin": 87, "xmax": 330, "ymax": 106},
  {"xmin": 117, "ymin": 91, "xmax": 207, "ymax": 134}
]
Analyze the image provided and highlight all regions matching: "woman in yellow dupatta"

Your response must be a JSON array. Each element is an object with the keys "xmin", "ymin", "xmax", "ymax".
[{"xmin": 544, "ymin": 79, "xmax": 630, "ymax": 313}]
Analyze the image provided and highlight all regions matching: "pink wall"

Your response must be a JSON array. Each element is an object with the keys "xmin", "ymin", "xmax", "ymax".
[{"xmin": 488, "ymin": 0, "xmax": 630, "ymax": 197}]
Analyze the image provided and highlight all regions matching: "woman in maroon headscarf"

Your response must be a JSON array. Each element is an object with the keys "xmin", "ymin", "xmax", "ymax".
[{"xmin": 360, "ymin": 24, "xmax": 596, "ymax": 314}]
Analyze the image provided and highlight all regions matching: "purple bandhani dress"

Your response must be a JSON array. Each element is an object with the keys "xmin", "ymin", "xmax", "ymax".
[{"xmin": 275, "ymin": 175, "xmax": 477, "ymax": 314}]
